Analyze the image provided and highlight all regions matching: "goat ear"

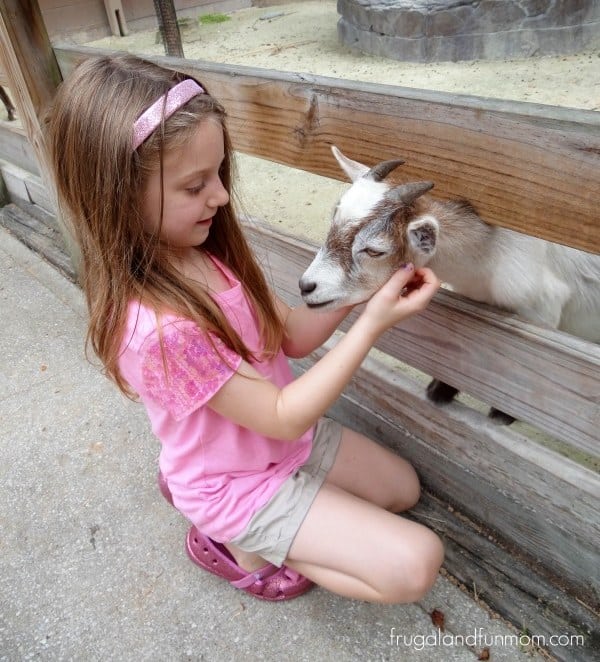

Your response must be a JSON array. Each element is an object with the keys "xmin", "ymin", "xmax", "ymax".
[
  {"xmin": 387, "ymin": 181, "xmax": 434, "ymax": 206},
  {"xmin": 331, "ymin": 145, "xmax": 370, "ymax": 182},
  {"xmin": 407, "ymin": 216, "xmax": 439, "ymax": 256}
]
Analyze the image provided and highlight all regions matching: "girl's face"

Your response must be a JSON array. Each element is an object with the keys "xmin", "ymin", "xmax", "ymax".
[{"xmin": 141, "ymin": 118, "xmax": 230, "ymax": 251}]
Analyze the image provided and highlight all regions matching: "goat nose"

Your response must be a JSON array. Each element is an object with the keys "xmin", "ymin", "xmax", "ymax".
[{"xmin": 299, "ymin": 278, "xmax": 317, "ymax": 295}]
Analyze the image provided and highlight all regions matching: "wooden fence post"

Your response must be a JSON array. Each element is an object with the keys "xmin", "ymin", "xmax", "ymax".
[
  {"xmin": 153, "ymin": 0, "xmax": 184, "ymax": 58},
  {"xmin": 0, "ymin": 0, "xmax": 79, "ymax": 271}
]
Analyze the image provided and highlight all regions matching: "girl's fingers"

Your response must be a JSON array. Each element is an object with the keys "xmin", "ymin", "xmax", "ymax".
[
  {"xmin": 379, "ymin": 263, "xmax": 416, "ymax": 297},
  {"xmin": 415, "ymin": 267, "xmax": 440, "ymax": 286},
  {"xmin": 406, "ymin": 268, "xmax": 439, "ymax": 293},
  {"xmin": 383, "ymin": 266, "xmax": 439, "ymax": 299},
  {"xmin": 399, "ymin": 268, "xmax": 440, "ymax": 311},
  {"xmin": 369, "ymin": 266, "xmax": 440, "ymax": 320},
  {"xmin": 363, "ymin": 265, "xmax": 440, "ymax": 332}
]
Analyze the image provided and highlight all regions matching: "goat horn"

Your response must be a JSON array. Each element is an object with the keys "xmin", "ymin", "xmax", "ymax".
[
  {"xmin": 387, "ymin": 181, "xmax": 434, "ymax": 205},
  {"xmin": 366, "ymin": 159, "xmax": 405, "ymax": 182}
]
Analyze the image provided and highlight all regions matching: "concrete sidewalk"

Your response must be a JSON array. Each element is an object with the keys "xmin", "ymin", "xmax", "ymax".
[{"xmin": 0, "ymin": 226, "xmax": 541, "ymax": 661}]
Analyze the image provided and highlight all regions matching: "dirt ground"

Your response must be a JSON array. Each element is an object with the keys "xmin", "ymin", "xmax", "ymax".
[{"xmin": 88, "ymin": 0, "xmax": 600, "ymax": 242}]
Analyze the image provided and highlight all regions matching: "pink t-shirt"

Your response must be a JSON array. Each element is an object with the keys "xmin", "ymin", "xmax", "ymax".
[{"xmin": 118, "ymin": 256, "xmax": 313, "ymax": 542}]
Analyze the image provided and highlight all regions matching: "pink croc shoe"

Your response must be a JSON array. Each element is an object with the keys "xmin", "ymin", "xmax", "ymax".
[
  {"xmin": 186, "ymin": 526, "xmax": 313, "ymax": 601},
  {"xmin": 158, "ymin": 473, "xmax": 313, "ymax": 600}
]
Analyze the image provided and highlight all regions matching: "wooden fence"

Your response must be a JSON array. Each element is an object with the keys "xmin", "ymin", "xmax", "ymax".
[{"xmin": 0, "ymin": 15, "xmax": 598, "ymax": 659}]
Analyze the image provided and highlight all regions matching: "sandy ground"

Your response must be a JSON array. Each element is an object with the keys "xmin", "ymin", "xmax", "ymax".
[
  {"xmin": 87, "ymin": 0, "xmax": 600, "ymax": 242},
  {"xmin": 91, "ymin": 1, "xmax": 600, "ymax": 109}
]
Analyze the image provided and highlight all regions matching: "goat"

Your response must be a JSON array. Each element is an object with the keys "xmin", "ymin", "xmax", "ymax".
[{"xmin": 299, "ymin": 146, "xmax": 600, "ymax": 423}]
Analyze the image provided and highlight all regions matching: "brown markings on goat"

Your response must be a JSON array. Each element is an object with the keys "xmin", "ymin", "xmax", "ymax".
[
  {"xmin": 377, "ymin": 196, "xmax": 435, "ymax": 255},
  {"xmin": 324, "ymin": 223, "xmax": 355, "ymax": 273},
  {"xmin": 432, "ymin": 198, "xmax": 489, "ymax": 237},
  {"xmin": 324, "ymin": 196, "xmax": 429, "ymax": 273}
]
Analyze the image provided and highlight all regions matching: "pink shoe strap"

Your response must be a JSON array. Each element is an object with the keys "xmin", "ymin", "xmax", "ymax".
[{"xmin": 230, "ymin": 564, "xmax": 280, "ymax": 589}]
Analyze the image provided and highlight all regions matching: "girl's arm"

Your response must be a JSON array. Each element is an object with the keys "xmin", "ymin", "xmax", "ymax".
[
  {"xmin": 209, "ymin": 265, "xmax": 439, "ymax": 441},
  {"xmin": 275, "ymin": 299, "xmax": 354, "ymax": 359}
]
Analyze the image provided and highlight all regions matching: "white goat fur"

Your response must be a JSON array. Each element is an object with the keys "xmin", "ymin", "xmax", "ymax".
[{"xmin": 300, "ymin": 147, "xmax": 600, "ymax": 342}]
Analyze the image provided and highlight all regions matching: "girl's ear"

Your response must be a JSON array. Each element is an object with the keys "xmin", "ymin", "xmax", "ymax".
[{"xmin": 407, "ymin": 215, "xmax": 439, "ymax": 257}]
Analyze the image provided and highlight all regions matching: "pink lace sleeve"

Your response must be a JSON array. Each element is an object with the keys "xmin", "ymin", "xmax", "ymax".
[{"xmin": 140, "ymin": 322, "xmax": 242, "ymax": 420}]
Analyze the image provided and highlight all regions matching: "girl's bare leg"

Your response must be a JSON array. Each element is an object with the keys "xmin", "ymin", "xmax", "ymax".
[
  {"xmin": 285, "ymin": 427, "xmax": 443, "ymax": 603},
  {"xmin": 285, "ymin": 483, "xmax": 443, "ymax": 603},
  {"xmin": 325, "ymin": 426, "xmax": 421, "ymax": 512}
]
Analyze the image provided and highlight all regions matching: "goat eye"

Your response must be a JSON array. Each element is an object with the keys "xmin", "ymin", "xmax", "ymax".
[{"xmin": 363, "ymin": 248, "xmax": 385, "ymax": 258}]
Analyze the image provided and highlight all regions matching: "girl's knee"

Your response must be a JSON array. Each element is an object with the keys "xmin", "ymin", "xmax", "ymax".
[
  {"xmin": 407, "ymin": 530, "xmax": 444, "ymax": 598},
  {"xmin": 379, "ymin": 529, "xmax": 444, "ymax": 604}
]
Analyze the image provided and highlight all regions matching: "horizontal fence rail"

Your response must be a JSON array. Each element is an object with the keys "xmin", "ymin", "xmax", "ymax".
[{"xmin": 54, "ymin": 44, "xmax": 600, "ymax": 255}]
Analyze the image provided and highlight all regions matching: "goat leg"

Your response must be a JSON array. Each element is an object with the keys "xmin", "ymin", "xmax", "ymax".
[
  {"xmin": 426, "ymin": 379, "xmax": 459, "ymax": 404},
  {"xmin": 488, "ymin": 407, "xmax": 516, "ymax": 426}
]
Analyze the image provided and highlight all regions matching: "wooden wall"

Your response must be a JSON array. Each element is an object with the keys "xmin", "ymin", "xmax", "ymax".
[{"xmin": 39, "ymin": 0, "xmax": 250, "ymax": 42}]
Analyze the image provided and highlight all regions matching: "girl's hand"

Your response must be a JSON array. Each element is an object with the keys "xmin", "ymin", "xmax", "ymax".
[{"xmin": 361, "ymin": 264, "xmax": 440, "ymax": 336}]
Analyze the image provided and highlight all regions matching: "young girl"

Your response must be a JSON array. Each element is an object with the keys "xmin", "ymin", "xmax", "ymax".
[{"xmin": 46, "ymin": 53, "xmax": 444, "ymax": 603}]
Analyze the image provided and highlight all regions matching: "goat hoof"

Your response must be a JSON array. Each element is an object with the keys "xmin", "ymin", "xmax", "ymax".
[
  {"xmin": 426, "ymin": 379, "xmax": 459, "ymax": 404},
  {"xmin": 488, "ymin": 407, "xmax": 516, "ymax": 425}
]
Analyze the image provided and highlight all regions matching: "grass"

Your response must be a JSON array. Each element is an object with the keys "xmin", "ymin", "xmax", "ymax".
[{"xmin": 199, "ymin": 13, "xmax": 230, "ymax": 25}]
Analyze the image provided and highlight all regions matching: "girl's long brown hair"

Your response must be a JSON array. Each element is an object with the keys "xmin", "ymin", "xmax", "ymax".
[{"xmin": 45, "ymin": 54, "xmax": 284, "ymax": 395}]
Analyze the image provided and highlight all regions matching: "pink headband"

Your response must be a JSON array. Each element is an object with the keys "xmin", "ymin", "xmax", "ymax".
[{"xmin": 132, "ymin": 79, "xmax": 205, "ymax": 150}]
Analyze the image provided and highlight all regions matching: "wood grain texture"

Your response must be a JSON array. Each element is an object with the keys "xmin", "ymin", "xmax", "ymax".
[
  {"xmin": 41, "ymin": 1, "xmax": 107, "ymax": 38},
  {"xmin": 0, "ymin": 123, "xmax": 40, "ymax": 174},
  {"xmin": 55, "ymin": 45, "xmax": 600, "ymax": 253},
  {"xmin": 412, "ymin": 497, "xmax": 599, "ymax": 662},
  {"xmin": 0, "ymin": 1, "xmax": 62, "ymax": 119},
  {"xmin": 0, "ymin": 202, "xmax": 75, "ymax": 280},
  {"xmin": 247, "ymin": 220, "xmax": 600, "ymax": 608},
  {"xmin": 0, "ymin": 2, "xmax": 64, "ymax": 234},
  {"xmin": 6, "ymin": 33, "xmax": 600, "ymax": 645},
  {"xmin": 1, "ymin": 199, "xmax": 596, "ymax": 654}
]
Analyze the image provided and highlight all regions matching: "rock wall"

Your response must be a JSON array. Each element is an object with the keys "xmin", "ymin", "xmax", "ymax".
[{"xmin": 338, "ymin": 0, "xmax": 600, "ymax": 61}]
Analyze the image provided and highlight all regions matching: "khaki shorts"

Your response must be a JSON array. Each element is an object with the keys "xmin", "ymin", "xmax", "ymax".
[{"xmin": 229, "ymin": 417, "xmax": 342, "ymax": 566}]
